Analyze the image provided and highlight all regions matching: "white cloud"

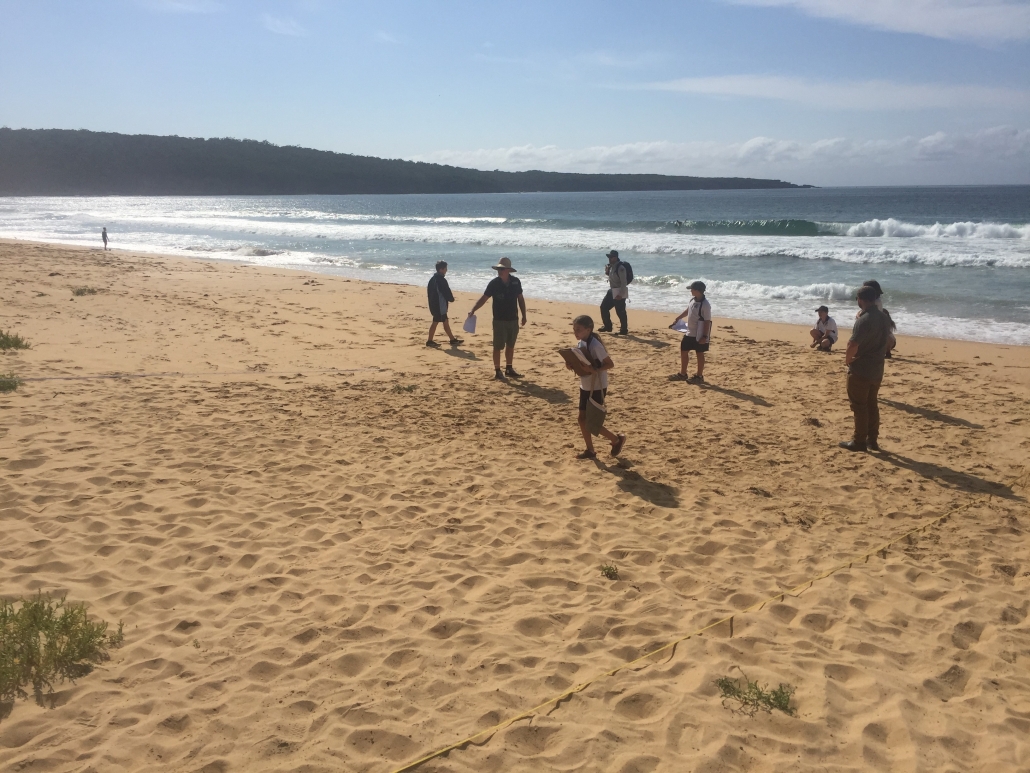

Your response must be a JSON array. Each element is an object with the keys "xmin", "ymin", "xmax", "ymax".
[
  {"xmin": 725, "ymin": 0, "xmax": 1030, "ymax": 42},
  {"xmin": 643, "ymin": 73, "xmax": 1030, "ymax": 110},
  {"xmin": 410, "ymin": 127, "xmax": 1030, "ymax": 185},
  {"xmin": 261, "ymin": 14, "xmax": 307, "ymax": 36},
  {"xmin": 375, "ymin": 31, "xmax": 400, "ymax": 44},
  {"xmin": 143, "ymin": 0, "xmax": 221, "ymax": 12}
]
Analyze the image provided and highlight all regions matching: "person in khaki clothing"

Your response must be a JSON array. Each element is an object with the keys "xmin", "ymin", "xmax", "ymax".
[{"xmin": 840, "ymin": 285, "xmax": 892, "ymax": 452}]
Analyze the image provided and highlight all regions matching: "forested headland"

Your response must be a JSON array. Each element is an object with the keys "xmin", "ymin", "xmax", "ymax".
[{"xmin": 0, "ymin": 129, "xmax": 809, "ymax": 195}]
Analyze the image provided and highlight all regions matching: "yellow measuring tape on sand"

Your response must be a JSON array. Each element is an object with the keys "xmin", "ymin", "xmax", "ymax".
[{"xmin": 390, "ymin": 466, "xmax": 1028, "ymax": 773}]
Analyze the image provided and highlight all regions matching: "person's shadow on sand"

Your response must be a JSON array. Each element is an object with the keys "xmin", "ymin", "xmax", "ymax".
[
  {"xmin": 443, "ymin": 346, "xmax": 478, "ymax": 361},
  {"xmin": 620, "ymin": 333, "xmax": 671, "ymax": 349},
  {"xmin": 507, "ymin": 379, "xmax": 571, "ymax": 405},
  {"xmin": 879, "ymin": 398, "xmax": 984, "ymax": 429},
  {"xmin": 876, "ymin": 451, "xmax": 1022, "ymax": 500},
  {"xmin": 698, "ymin": 382, "xmax": 772, "ymax": 407},
  {"xmin": 592, "ymin": 458, "xmax": 679, "ymax": 507}
]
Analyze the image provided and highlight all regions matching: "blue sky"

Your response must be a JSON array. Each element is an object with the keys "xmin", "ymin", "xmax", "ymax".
[{"xmin": 1, "ymin": 0, "xmax": 1028, "ymax": 185}]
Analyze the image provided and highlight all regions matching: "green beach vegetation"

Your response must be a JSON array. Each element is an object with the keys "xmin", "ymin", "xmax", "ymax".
[
  {"xmin": 0, "ymin": 330, "xmax": 30, "ymax": 350},
  {"xmin": 0, "ymin": 594, "xmax": 124, "ymax": 705}
]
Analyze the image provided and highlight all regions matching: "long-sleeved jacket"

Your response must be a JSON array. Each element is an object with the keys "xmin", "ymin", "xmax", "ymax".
[
  {"xmin": 608, "ymin": 262, "xmax": 628, "ymax": 298},
  {"xmin": 427, "ymin": 273, "xmax": 455, "ymax": 316}
]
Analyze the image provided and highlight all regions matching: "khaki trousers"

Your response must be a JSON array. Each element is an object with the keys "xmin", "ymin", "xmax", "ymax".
[{"xmin": 847, "ymin": 374, "xmax": 881, "ymax": 444}]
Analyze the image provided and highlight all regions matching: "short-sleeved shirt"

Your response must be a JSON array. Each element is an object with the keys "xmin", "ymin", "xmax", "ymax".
[
  {"xmin": 685, "ymin": 297, "xmax": 712, "ymax": 338},
  {"xmin": 816, "ymin": 316, "xmax": 838, "ymax": 342},
  {"xmin": 848, "ymin": 307, "xmax": 891, "ymax": 381},
  {"xmin": 577, "ymin": 336, "xmax": 609, "ymax": 391},
  {"xmin": 484, "ymin": 275, "xmax": 523, "ymax": 321}
]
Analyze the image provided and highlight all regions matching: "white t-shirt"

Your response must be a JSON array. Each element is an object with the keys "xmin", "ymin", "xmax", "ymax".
[
  {"xmin": 816, "ymin": 316, "xmax": 838, "ymax": 341},
  {"xmin": 578, "ymin": 336, "xmax": 610, "ymax": 391},
  {"xmin": 685, "ymin": 297, "xmax": 712, "ymax": 338}
]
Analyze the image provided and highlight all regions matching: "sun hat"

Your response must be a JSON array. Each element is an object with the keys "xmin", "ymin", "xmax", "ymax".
[
  {"xmin": 492, "ymin": 257, "xmax": 517, "ymax": 272},
  {"xmin": 606, "ymin": 250, "xmax": 619, "ymax": 259},
  {"xmin": 815, "ymin": 305, "xmax": 829, "ymax": 313},
  {"xmin": 689, "ymin": 280, "xmax": 706, "ymax": 292}
]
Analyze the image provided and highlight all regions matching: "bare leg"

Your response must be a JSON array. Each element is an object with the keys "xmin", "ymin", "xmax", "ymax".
[
  {"xmin": 442, "ymin": 320, "xmax": 455, "ymax": 340},
  {"xmin": 680, "ymin": 349, "xmax": 690, "ymax": 376},
  {"xmin": 493, "ymin": 349, "xmax": 502, "ymax": 370},
  {"xmin": 810, "ymin": 329, "xmax": 821, "ymax": 347},
  {"xmin": 696, "ymin": 351, "xmax": 706, "ymax": 376},
  {"xmin": 819, "ymin": 337, "xmax": 833, "ymax": 351},
  {"xmin": 427, "ymin": 321, "xmax": 439, "ymax": 342},
  {"xmin": 578, "ymin": 412, "xmax": 594, "ymax": 453},
  {"xmin": 504, "ymin": 344, "xmax": 515, "ymax": 368}
]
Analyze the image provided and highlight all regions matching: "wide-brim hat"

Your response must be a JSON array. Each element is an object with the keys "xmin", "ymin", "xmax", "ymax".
[
  {"xmin": 689, "ymin": 280, "xmax": 706, "ymax": 292},
  {"xmin": 606, "ymin": 250, "xmax": 619, "ymax": 259},
  {"xmin": 492, "ymin": 257, "xmax": 517, "ymax": 272},
  {"xmin": 815, "ymin": 305, "xmax": 829, "ymax": 313}
]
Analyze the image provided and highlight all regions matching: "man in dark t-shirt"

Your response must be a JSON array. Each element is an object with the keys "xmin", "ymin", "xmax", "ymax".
[
  {"xmin": 468, "ymin": 257, "xmax": 527, "ymax": 380},
  {"xmin": 840, "ymin": 285, "xmax": 892, "ymax": 452}
]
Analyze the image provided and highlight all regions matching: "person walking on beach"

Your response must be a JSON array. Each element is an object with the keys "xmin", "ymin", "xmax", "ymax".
[
  {"xmin": 810, "ymin": 305, "xmax": 838, "ymax": 351},
  {"xmin": 567, "ymin": 314, "xmax": 626, "ymax": 460},
  {"xmin": 600, "ymin": 250, "xmax": 629, "ymax": 335},
  {"xmin": 671, "ymin": 281, "xmax": 712, "ymax": 383},
  {"xmin": 840, "ymin": 285, "xmax": 892, "ymax": 452},
  {"xmin": 426, "ymin": 261, "xmax": 463, "ymax": 347},
  {"xmin": 469, "ymin": 257, "xmax": 527, "ymax": 380},
  {"xmin": 102, "ymin": 227, "xmax": 109, "ymax": 251}
]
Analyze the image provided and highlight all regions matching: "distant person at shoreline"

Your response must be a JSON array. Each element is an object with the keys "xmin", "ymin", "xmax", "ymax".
[
  {"xmin": 567, "ymin": 314, "xmax": 626, "ymax": 459},
  {"xmin": 102, "ymin": 227, "xmax": 109, "ymax": 251},
  {"xmin": 671, "ymin": 280, "xmax": 711, "ymax": 383},
  {"xmin": 861, "ymin": 280, "xmax": 897, "ymax": 358},
  {"xmin": 425, "ymin": 261, "xmax": 463, "ymax": 347},
  {"xmin": 600, "ymin": 249, "xmax": 630, "ymax": 336},
  {"xmin": 469, "ymin": 257, "xmax": 527, "ymax": 380},
  {"xmin": 841, "ymin": 285, "xmax": 891, "ymax": 453},
  {"xmin": 810, "ymin": 305, "xmax": 838, "ymax": 351}
]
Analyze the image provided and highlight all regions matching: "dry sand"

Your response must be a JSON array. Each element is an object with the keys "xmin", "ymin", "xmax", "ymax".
[{"xmin": 1, "ymin": 239, "xmax": 1029, "ymax": 773}]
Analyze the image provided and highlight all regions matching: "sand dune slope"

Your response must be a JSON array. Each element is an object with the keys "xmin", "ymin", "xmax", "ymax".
[{"xmin": 1, "ymin": 242, "xmax": 1029, "ymax": 773}]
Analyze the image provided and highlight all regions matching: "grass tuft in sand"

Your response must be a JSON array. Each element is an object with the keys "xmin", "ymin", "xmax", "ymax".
[
  {"xmin": 716, "ymin": 669, "xmax": 796, "ymax": 717},
  {"xmin": 0, "ymin": 372, "xmax": 22, "ymax": 392},
  {"xmin": 71, "ymin": 287, "xmax": 99, "ymax": 297},
  {"xmin": 0, "ymin": 330, "xmax": 30, "ymax": 350},
  {"xmin": 0, "ymin": 594, "xmax": 124, "ymax": 705},
  {"xmin": 599, "ymin": 563, "xmax": 620, "ymax": 580}
]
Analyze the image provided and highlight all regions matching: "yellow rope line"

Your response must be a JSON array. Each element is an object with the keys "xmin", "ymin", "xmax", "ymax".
[{"xmin": 390, "ymin": 466, "xmax": 1028, "ymax": 773}]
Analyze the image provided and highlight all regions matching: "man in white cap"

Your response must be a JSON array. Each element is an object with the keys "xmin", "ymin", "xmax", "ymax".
[{"xmin": 469, "ymin": 257, "xmax": 527, "ymax": 380}]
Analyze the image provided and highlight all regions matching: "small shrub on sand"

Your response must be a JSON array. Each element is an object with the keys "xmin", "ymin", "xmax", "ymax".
[
  {"xmin": 0, "ymin": 330, "xmax": 30, "ymax": 350},
  {"xmin": 715, "ymin": 668, "xmax": 796, "ymax": 717},
  {"xmin": 391, "ymin": 384, "xmax": 417, "ymax": 393},
  {"xmin": 0, "ymin": 594, "xmax": 124, "ymax": 705},
  {"xmin": 0, "ymin": 373, "xmax": 22, "ymax": 393},
  {"xmin": 71, "ymin": 287, "xmax": 99, "ymax": 297},
  {"xmin": 599, "ymin": 563, "xmax": 620, "ymax": 581}
]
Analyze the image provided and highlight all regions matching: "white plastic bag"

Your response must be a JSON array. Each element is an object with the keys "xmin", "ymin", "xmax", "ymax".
[{"xmin": 463, "ymin": 314, "xmax": 477, "ymax": 334}]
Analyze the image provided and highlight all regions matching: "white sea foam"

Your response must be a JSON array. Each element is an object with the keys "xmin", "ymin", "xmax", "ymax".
[{"xmin": 839, "ymin": 218, "xmax": 1030, "ymax": 239}]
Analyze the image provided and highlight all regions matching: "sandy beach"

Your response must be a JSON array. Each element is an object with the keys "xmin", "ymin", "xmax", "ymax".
[{"xmin": 2, "ymin": 239, "xmax": 1029, "ymax": 772}]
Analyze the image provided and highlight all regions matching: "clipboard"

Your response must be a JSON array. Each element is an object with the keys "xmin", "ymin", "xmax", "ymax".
[{"xmin": 559, "ymin": 347, "xmax": 594, "ymax": 377}]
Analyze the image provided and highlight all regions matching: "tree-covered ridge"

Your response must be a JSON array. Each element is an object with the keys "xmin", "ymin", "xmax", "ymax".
[{"xmin": 0, "ymin": 129, "xmax": 807, "ymax": 195}]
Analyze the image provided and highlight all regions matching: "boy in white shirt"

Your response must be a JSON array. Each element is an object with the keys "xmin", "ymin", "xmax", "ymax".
[
  {"xmin": 671, "ymin": 281, "xmax": 712, "ymax": 383},
  {"xmin": 567, "ymin": 314, "xmax": 626, "ymax": 460},
  {"xmin": 810, "ymin": 305, "xmax": 838, "ymax": 351}
]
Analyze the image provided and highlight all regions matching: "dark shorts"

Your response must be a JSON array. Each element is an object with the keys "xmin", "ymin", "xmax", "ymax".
[
  {"xmin": 681, "ymin": 335, "xmax": 710, "ymax": 353},
  {"xmin": 493, "ymin": 319, "xmax": 520, "ymax": 350},
  {"xmin": 578, "ymin": 388, "xmax": 607, "ymax": 411},
  {"xmin": 432, "ymin": 313, "xmax": 448, "ymax": 323}
]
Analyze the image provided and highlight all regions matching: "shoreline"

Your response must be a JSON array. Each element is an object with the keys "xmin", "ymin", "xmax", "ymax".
[{"xmin": 3, "ymin": 237, "xmax": 1027, "ymax": 362}]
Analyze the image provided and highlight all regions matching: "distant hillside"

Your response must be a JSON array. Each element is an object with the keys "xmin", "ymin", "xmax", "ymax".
[{"xmin": 0, "ymin": 129, "xmax": 808, "ymax": 196}]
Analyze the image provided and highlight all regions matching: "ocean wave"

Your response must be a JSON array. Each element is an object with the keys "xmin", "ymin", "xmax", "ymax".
[
  {"xmin": 667, "ymin": 219, "xmax": 824, "ymax": 236},
  {"xmin": 836, "ymin": 218, "xmax": 1029, "ymax": 239},
  {"xmin": 671, "ymin": 278, "xmax": 854, "ymax": 302}
]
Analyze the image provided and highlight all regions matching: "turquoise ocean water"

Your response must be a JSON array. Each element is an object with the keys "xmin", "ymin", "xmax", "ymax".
[{"xmin": 2, "ymin": 186, "xmax": 1028, "ymax": 344}]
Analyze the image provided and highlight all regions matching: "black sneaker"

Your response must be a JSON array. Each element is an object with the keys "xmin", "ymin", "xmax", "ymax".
[
  {"xmin": 838, "ymin": 440, "xmax": 867, "ymax": 452},
  {"xmin": 505, "ymin": 366, "xmax": 523, "ymax": 378},
  {"xmin": 614, "ymin": 330, "xmax": 628, "ymax": 336},
  {"xmin": 425, "ymin": 340, "xmax": 441, "ymax": 348},
  {"xmin": 598, "ymin": 326, "xmax": 613, "ymax": 333},
  {"xmin": 688, "ymin": 374, "xmax": 705, "ymax": 383},
  {"xmin": 494, "ymin": 369, "xmax": 506, "ymax": 380},
  {"xmin": 868, "ymin": 439, "xmax": 881, "ymax": 452}
]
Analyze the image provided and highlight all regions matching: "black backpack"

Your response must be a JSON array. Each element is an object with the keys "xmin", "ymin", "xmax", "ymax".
[{"xmin": 618, "ymin": 261, "xmax": 634, "ymax": 284}]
